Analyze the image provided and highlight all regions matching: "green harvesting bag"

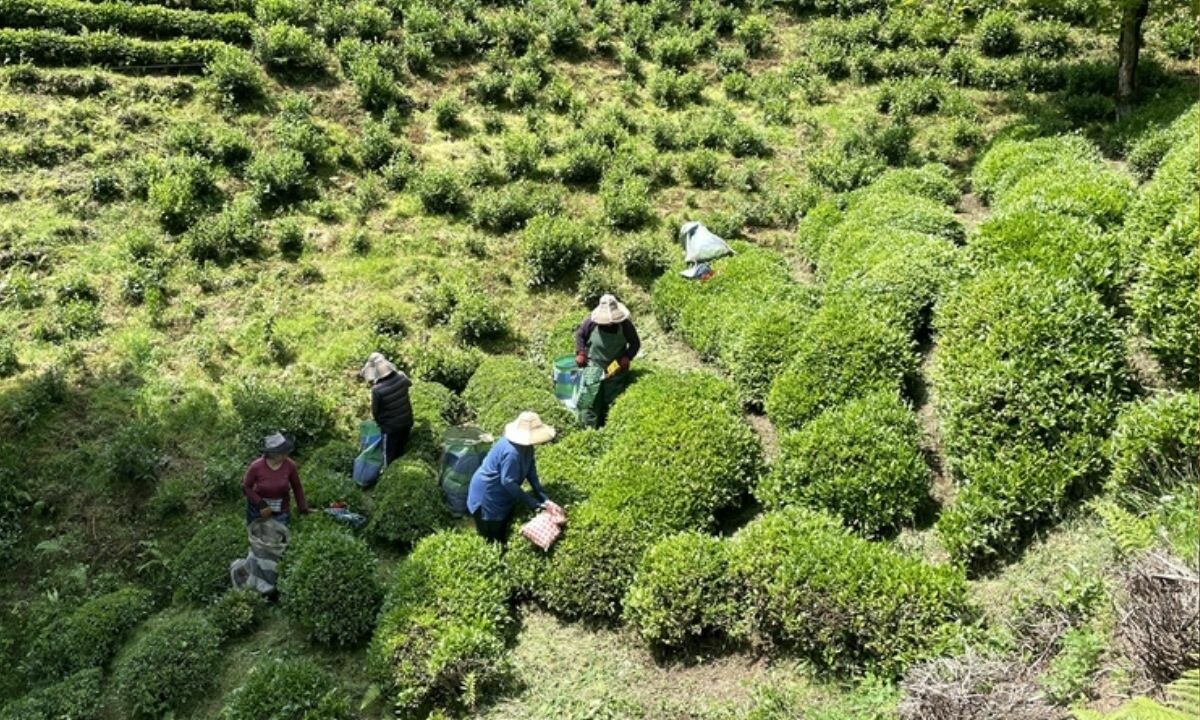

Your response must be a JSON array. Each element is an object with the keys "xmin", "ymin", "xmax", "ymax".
[
  {"xmin": 553, "ymin": 355, "xmax": 583, "ymax": 409},
  {"xmin": 574, "ymin": 366, "xmax": 604, "ymax": 412},
  {"xmin": 353, "ymin": 420, "xmax": 384, "ymax": 488},
  {"xmin": 438, "ymin": 426, "xmax": 494, "ymax": 517}
]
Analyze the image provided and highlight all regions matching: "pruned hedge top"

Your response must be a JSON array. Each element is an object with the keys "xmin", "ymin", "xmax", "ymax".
[{"xmin": 463, "ymin": 355, "xmax": 575, "ymax": 438}]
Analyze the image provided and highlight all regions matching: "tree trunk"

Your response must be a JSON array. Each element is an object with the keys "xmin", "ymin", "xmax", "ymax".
[{"xmin": 1116, "ymin": 0, "xmax": 1150, "ymax": 119}]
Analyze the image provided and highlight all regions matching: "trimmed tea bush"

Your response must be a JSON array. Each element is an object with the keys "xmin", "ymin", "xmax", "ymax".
[
  {"xmin": 112, "ymin": 611, "xmax": 222, "ymax": 719},
  {"xmin": 867, "ymin": 163, "xmax": 960, "ymax": 206},
  {"xmin": 933, "ymin": 265, "xmax": 1129, "ymax": 472},
  {"xmin": 464, "ymin": 356, "xmax": 575, "ymax": 437},
  {"xmin": 1123, "ymin": 124, "xmax": 1197, "ymax": 271},
  {"xmin": 729, "ymin": 507, "xmax": 970, "ymax": 675},
  {"xmin": 767, "ymin": 294, "xmax": 916, "ymax": 431},
  {"xmin": 968, "ymin": 208, "xmax": 1120, "ymax": 303},
  {"xmin": 409, "ymin": 379, "xmax": 465, "ymax": 461},
  {"xmin": 207, "ymin": 588, "xmax": 265, "ymax": 640},
  {"xmin": 473, "ymin": 181, "xmax": 563, "ymax": 233},
  {"xmin": 222, "ymin": 657, "xmax": 350, "ymax": 720},
  {"xmin": 937, "ymin": 438, "xmax": 1101, "ymax": 568},
  {"xmin": 520, "ymin": 372, "xmax": 761, "ymax": 618},
  {"xmin": 369, "ymin": 531, "xmax": 511, "ymax": 713},
  {"xmin": 231, "ymin": 376, "xmax": 335, "ymax": 453},
  {"xmin": 600, "ymin": 171, "xmax": 653, "ymax": 230},
  {"xmin": 1106, "ymin": 391, "xmax": 1200, "ymax": 497},
  {"xmin": 722, "ymin": 289, "xmax": 821, "ymax": 408},
  {"xmin": 247, "ymin": 148, "xmax": 311, "ymax": 209},
  {"xmin": 971, "ymin": 135, "xmax": 1100, "ymax": 203},
  {"xmin": 520, "ymin": 214, "xmax": 600, "ymax": 287},
  {"xmin": 761, "ymin": 390, "xmax": 929, "ymax": 537},
  {"xmin": 976, "ymin": 10, "xmax": 1021, "ymax": 57},
  {"xmin": 1130, "ymin": 203, "xmax": 1199, "ymax": 385},
  {"xmin": 414, "ymin": 166, "xmax": 469, "ymax": 215},
  {"xmin": 279, "ymin": 527, "xmax": 382, "ymax": 646},
  {"xmin": 623, "ymin": 531, "xmax": 735, "ymax": 648},
  {"xmin": 0, "ymin": 669, "xmax": 102, "ymax": 720},
  {"xmin": 24, "ymin": 586, "xmax": 153, "ymax": 681},
  {"xmin": 995, "ymin": 162, "xmax": 1135, "ymax": 229},
  {"xmin": 367, "ymin": 460, "xmax": 451, "ymax": 547},
  {"xmin": 174, "ymin": 515, "xmax": 245, "ymax": 604}
]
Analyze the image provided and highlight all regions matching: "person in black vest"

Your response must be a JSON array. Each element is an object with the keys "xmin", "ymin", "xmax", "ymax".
[{"xmin": 360, "ymin": 352, "xmax": 413, "ymax": 467}]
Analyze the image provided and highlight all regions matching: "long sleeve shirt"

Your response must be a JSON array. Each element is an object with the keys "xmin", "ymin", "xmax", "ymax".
[
  {"xmin": 242, "ymin": 457, "xmax": 308, "ymax": 513},
  {"xmin": 573, "ymin": 316, "xmax": 640, "ymax": 360},
  {"xmin": 466, "ymin": 438, "xmax": 547, "ymax": 521}
]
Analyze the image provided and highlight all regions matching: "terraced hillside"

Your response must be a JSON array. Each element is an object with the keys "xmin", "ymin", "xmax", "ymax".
[{"xmin": 0, "ymin": 0, "xmax": 1196, "ymax": 718}]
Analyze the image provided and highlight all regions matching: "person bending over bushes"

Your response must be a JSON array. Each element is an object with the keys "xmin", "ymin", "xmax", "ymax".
[
  {"xmin": 242, "ymin": 432, "xmax": 309, "ymax": 525},
  {"xmin": 573, "ymin": 293, "xmax": 640, "ymax": 428},
  {"xmin": 467, "ymin": 411, "xmax": 559, "ymax": 542},
  {"xmin": 360, "ymin": 352, "xmax": 413, "ymax": 467}
]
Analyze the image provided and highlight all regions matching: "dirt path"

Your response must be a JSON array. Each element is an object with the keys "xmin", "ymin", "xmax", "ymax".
[
  {"xmin": 955, "ymin": 192, "xmax": 989, "ymax": 234},
  {"xmin": 914, "ymin": 342, "xmax": 953, "ymax": 505}
]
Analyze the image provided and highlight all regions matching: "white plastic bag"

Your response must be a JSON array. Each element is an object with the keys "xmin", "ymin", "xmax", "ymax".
[{"xmin": 680, "ymin": 221, "xmax": 733, "ymax": 263}]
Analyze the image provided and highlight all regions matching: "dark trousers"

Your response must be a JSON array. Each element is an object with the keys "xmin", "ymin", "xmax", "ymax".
[
  {"xmin": 578, "ymin": 371, "xmax": 630, "ymax": 429},
  {"xmin": 472, "ymin": 507, "xmax": 510, "ymax": 543},
  {"xmin": 382, "ymin": 426, "xmax": 411, "ymax": 467}
]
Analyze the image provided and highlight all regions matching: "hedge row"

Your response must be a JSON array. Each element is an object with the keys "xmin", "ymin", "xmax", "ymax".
[
  {"xmin": 369, "ymin": 531, "xmax": 511, "ymax": 714},
  {"xmin": 1126, "ymin": 113, "xmax": 1199, "ymax": 386},
  {"xmin": 508, "ymin": 370, "xmax": 761, "ymax": 618},
  {"xmin": 1105, "ymin": 390, "xmax": 1200, "ymax": 498},
  {"xmin": 0, "ymin": 0, "xmax": 253, "ymax": 44},
  {"xmin": 933, "ymin": 265, "xmax": 1130, "ymax": 567},
  {"xmin": 462, "ymin": 355, "xmax": 575, "ymax": 438},
  {"xmin": 24, "ymin": 586, "xmax": 153, "ymax": 682},
  {"xmin": 0, "ymin": 669, "xmax": 102, "ymax": 720},
  {"xmin": 366, "ymin": 459, "xmax": 453, "ymax": 548},
  {"xmin": 0, "ymin": 28, "xmax": 226, "ymax": 71},
  {"xmin": 78, "ymin": 0, "xmax": 250, "ymax": 11},
  {"xmin": 624, "ymin": 507, "xmax": 971, "ymax": 676},
  {"xmin": 651, "ymin": 242, "xmax": 818, "ymax": 407},
  {"xmin": 222, "ymin": 657, "xmax": 351, "ymax": 720}
]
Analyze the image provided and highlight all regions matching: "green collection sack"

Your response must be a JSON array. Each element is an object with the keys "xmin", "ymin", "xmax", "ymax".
[{"xmin": 438, "ymin": 426, "xmax": 493, "ymax": 517}]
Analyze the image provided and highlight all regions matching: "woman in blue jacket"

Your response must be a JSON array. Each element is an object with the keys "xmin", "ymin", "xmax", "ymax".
[{"xmin": 467, "ymin": 411, "xmax": 557, "ymax": 542}]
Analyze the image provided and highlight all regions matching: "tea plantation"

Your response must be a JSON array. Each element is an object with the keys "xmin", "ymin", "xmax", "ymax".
[{"xmin": 0, "ymin": 0, "xmax": 1197, "ymax": 717}]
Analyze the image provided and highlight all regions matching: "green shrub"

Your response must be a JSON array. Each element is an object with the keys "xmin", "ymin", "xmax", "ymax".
[
  {"xmin": 462, "ymin": 355, "xmax": 575, "ymax": 437},
  {"xmin": 499, "ymin": 130, "xmax": 543, "ymax": 179},
  {"xmin": 933, "ymin": 265, "xmax": 1129, "ymax": 473},
  {"xmin": 112, "ymin": 611, "xmax": 222, "ymax": 719},
  {"xmin": 174, "ymin": 515, "xmax": 246, "ymax": 604},
  {"xmin": 681, "ymin": 149, "xmax": 722, "ymax": 188},
  {"xmin": 558, "ymin": 142, "xmax": 609, "ymax": 186},
  {"xmin": 450, "ymin": 291, "xmax": 509, "ymax": 344},
  {"xmin": 621, "ymin": 233, "xmax": 671, "ymax": 280},
  {"xmin": 0, "ymin": 28, "xmax": 224, "ymax": 70},
  {"xmin": 0, "ymin": 669, "xmax": 102, "ymax": 720},
  {"xmin": 24, "ymin": 587, "xmax": 153, "ymax": 682},
  {"xmin": 767, "ymin": 295, "xmax": 915, "ymax": 431},
  {"xmin": 473, "ymin": 181, "xmax": 563, "ymax": 233},
  {"xmin": 728, "ymin": 507, "xmax": 970, "ymax": 675},
  {"xmin": 222, "ymin": 657, "xmax": 351, "ymax": 720},
  {"xmin": 971, "ymin": 135, "xmax": 1100, "ymax": 203},
  {"xmin": 205, "ymin": 46, "xmax": 264, "ymax": 109},
  {"xmin": 1122, "ymin": 121, "xmax": 1196, "ymax": 271},
  {"xmin": 1041, "ymin": 625, "xmax": 1105, "ymax": 704},
  {"xmin": 995, "ymin": 162, "xmax": 1135, "ymax": 229},
  {"xmin": 185, "ymin": 195, "xmax": 264, "ymax": 264},
  {"xmin": 367, "ymin": 460, "xmax": 452, "ymax": 547},
  {"xmin": 303, "ymin": 465, "xmax": 366, "ymax": 513},
  {"xmin": 1130, "ymin": 203, "xmax": 1199, "ymax": 385},
  {"xmin": 651, "ymin": 32, "xmax": 697, "ymax": 69},
  {"xmin": 431, "ymin": 92, "xmax": 464, "ymax": 131},
  {"xmin": 623, "ymin": 532, "xmax": 735, "ymax": 648},
  {"xmin": 735, "ymin": 14, "xmax": 772, "ymax": 56},
  {"xmin": 0, "ymin": 337, "xmax": 17, "ymax": 379},
  {"xmin": 255, "ymin": 23, "xmax": 326, "ymax": 76},
  {"xmin": 761, "ymin": 391, "xmax": 928, "ymax": 537},
  {"xmin": 280, "ymin": 527, "xmax": 381, "ymax": 646},
  {"xmin": 968, "ymin": 209, "xmax": 1119, "ymax": 303},
  {"xmin": 936, "ymin": 439, "xmax": 1101, "ymax": 568},
  {"xmin": 414, "ymin": 166, "xmax": 469, "ymax": 215},
  {"xmin": 722, "ymin": 292, "xmax": 821, "ymax": 408},
  {"xmin": 347, "ymin": 51, "xmax": 407, "ymax": 113},
  {"xmin": 600, "ymin": 171, "xmax": 654, "ymax": 230},
  {"xmin": 648, "ymin": 68, "xmax": 705, "ymax": 108},
  {"xmin": 0, "ymin": 0, "xmax": 252, "ymax": 41},
  {"xmin": 976, "ymin": 10, "xmax": 1021, "ymax": 57},
  {"xmin": 246, "ymin": 148, "xmax": 312, "ymax": 209},
  {"xmin": 148, "ymin": 155, "xmax": 218, "ymax": 234},
  {"xmin": 358, "ymin": 119, "xmax": 399, "ymax": 171},
  {"xmin": 369, "ymin": 531, "xmax": 511, "ymax": 713},
  {"xmin": 523, "ymin": 372, "xmax": 760, "ymax": 618},
  {"xmin": 207, "ymin": 588, "xmax": 265, "ymax": 640},
  {"xmin": 520, "ymin": 214, "xmax": 600, "ymax": 287},
  {"xmin": 230, "ymin": 376, "xmax": 335, "ymax": 454},
  {"xmin": 1106, "ymin": 391, "xmax": 1200, "ymax": 497}
]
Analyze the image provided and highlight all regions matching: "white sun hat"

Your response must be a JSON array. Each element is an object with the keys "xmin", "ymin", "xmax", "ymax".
[
  {"xmin": 504, "ymin": 411, "xmax": 557, "ymax": 446},
  {"xmin": 359, "ymin": 352, "xmax": 398, "ymax": 382},
  {"xmin": 590, "ymin": 294, "xmax": 630, "ymax": 324}
]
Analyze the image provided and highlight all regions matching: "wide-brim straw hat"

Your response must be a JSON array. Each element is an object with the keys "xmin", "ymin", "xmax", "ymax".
[
  {"xmin": 504, "ymin": 411, "xmax": 557, "ymax": 446},
  {"xmin": 359, "ymin": 352, "xmax": 398, "ymax": 382},
  {"xmin": 590, "ymin": 294, "xmax": 630, "ymax": 324},
  {"xmin": 262, "ymin": 432, "xmax": 294, "ymax": 455}
]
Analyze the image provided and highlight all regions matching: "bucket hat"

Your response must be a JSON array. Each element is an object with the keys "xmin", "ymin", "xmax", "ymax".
[
  {"xmin": 504, "ymin": 411, "xmax": 556, "ymax": 446},
  {"xmin": 262, "ymin": 432, "xmax": 294, "ymax": 455},
  {"xmin": 359, "ymin": 352, "xmax": 398, "ymax": 383},
  {"xmin": 590, "ymin": 294, "xmax": 630, "ymax": 324}
]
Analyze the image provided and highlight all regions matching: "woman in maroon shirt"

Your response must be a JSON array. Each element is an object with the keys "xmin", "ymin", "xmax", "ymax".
[{"xmin": 243, "ymin": 433, "xmax": 309, "ymax": 525}]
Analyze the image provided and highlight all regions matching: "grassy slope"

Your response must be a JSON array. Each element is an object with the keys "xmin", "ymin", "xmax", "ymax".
[{"xmin": 0, "ymin": 3, "xmax": 1197, "ymax": 718}]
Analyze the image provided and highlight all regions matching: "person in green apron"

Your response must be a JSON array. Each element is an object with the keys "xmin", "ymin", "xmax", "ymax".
[{"xmin": 573, "ymin": 294, "xmax": 640, "ymax": 428}]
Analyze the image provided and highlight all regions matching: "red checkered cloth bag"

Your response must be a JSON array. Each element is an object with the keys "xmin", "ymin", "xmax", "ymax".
[{"xmin": 520, "ymin": 502, "xmax": 566, "ymax": 551}]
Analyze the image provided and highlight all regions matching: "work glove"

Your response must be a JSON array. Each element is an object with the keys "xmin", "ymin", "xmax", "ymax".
[
  {"xmin": 575, "ymin": 352, "xmax": 587, "ymax": 367},
  {"xmin": 617, "ymin": 356, "xmax": 631, "ymax": 371}
]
